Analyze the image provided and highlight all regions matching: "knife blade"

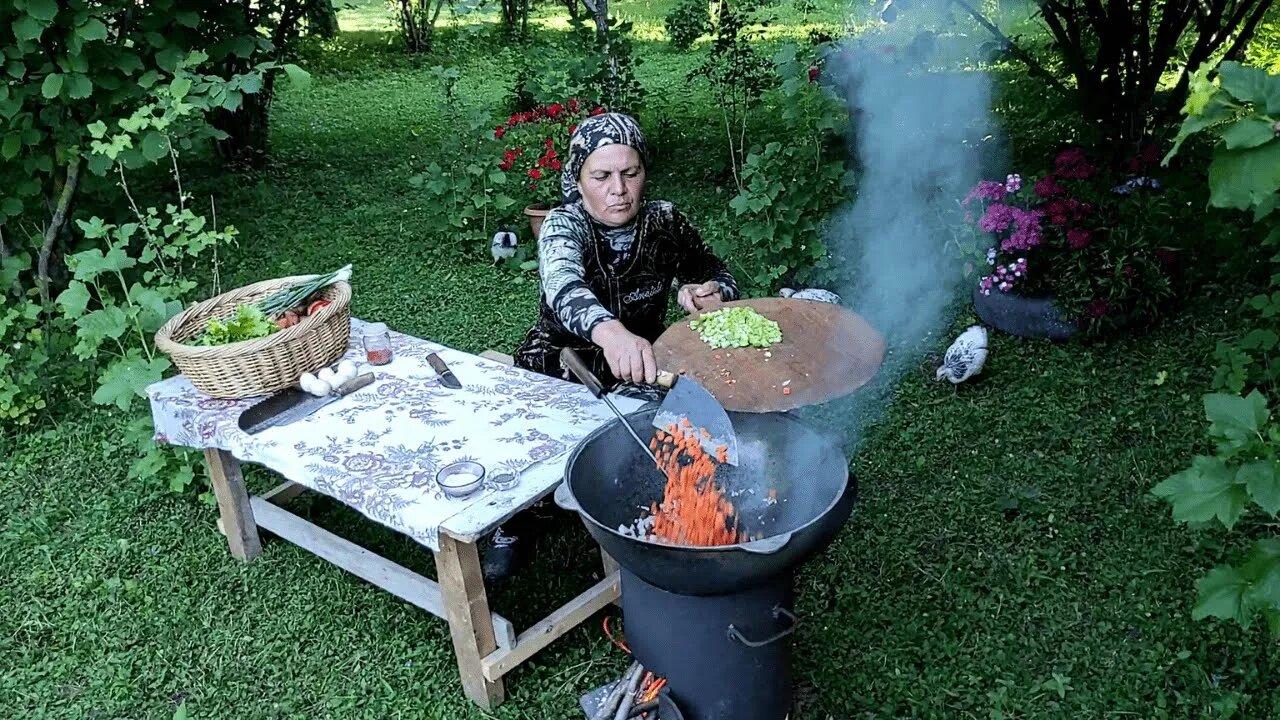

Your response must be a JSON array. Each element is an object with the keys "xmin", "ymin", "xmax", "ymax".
[
  {"xmin": 427, "ymin": 352, "xmax": 462, "ymax": 389},
  {"xmin": 238, "ymin": 373, "xmax": 376, "ymax": 435}
]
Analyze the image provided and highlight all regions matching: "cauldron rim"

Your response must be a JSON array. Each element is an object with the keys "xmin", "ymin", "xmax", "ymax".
[{"xmin": 562, "ymin": 408, "xmax": 849, "ymax": 553}]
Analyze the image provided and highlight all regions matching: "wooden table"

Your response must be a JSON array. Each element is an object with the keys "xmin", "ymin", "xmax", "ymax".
[{"xmin": 149, "ymin": 330, "xmax": 639, "ymax": 711}]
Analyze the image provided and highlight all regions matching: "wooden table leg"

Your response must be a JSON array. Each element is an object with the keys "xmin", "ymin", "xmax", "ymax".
[
  {"xmin": 435, "ymin": 533, "xmax": 505, "ymax": 709},
  {"xmin": 203, "ymin": 448, "xmax": 262, "ymax": 561}
]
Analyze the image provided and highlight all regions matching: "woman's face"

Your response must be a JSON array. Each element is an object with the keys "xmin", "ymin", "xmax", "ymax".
[{"xmin": 578, "ymin": 144, "xmax": 646, "ymax": 227}]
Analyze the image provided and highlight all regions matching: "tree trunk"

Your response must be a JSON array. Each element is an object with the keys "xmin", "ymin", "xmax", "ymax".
[
  {"xmin": 38, "ymin": 157, "xmax": 80, "ymax": 307},
  {"xmin": 212, "ymin": 77, "xmax": 275, "ymax": 167},
  {"xmin": 582, "ymin": 0, "xmax": 610, "ymax": 45},
  {"xmin": 307, "ymin": 0, "xmax": 340, "ymax": 37}
]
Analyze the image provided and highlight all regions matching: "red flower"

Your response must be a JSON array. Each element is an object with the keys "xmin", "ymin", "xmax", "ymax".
[
  {"xmin": 494, "ymin": 126, "xmax": 507, "ymax": 139},
  {"xmin": 568, "ymin": 124, "xmax": 578, "ymax": 135},
  {"xmin": 528, "ymin": 167, "xmax": 543, "ymax": 180},
  {"xmin": 568, "ymin": 98, "xmax": 581, "ymax": 113},
  {"xmin": 548, "ymin": 103, "xmax": 564, "ymax": 117},
  {"xmin": 808, "ymin": 66, "xmax": 820, "ymax": 83},
  {"xmin": 1066, "ymin": 228, "xmax": 1092, "ymax": 249},
  {"xmin": 1084, "ymin": 298, "xmax": 1110, "ymax": 318},
  {"xmin": 549, "ymin": 158, "xmax": 562, "ymax": 171},
  {"xmin": 499, "ymin": 159, "xmax": 513, "ymax": 171},
  {"xmin": 503, "ymin": 149, "xmax": 518, "ymax": 163},
  {"xmin": 591, "ymin": 106, "xmax": 605, "ymax": 116},
  {"xmin": 1034, "ymin": 175, "xmax": 1064, "ymax": 198},
  {"xmin": 507, "ymin": 113, "xmax": 520, "ymax": 126},
  {"xmin": 1054, "ymin": 147, "xmax": 1096, "ymax": 180},
  {"xmin": 544, "ymin": 137, "xmax": 555, "ymax": 150}
]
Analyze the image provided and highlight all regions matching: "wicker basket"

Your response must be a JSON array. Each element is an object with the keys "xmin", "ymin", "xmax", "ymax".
[{"xmin": 155, "ymin": 276, "xmax": 352, "ymax": 399}]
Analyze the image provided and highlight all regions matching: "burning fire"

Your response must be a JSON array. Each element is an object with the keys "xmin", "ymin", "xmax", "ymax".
[{"xmin": 647, "ymin": 420, "xmax": 743, "ymax": 546}]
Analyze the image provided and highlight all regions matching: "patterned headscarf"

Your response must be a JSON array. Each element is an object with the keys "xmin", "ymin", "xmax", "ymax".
[{"xmin": 561, "ymin": 112, "xmax": 650, "ymax": 205}]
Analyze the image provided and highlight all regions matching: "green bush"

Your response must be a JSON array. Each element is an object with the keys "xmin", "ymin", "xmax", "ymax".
[
  {"xmin": 723, "ymin": 43, "xmax": 849, "ymax": 292},
  {"xmin": 1154, "ymin": 61, "xmax": 1280, "ymax": 635},
  {"xmin": 665, "ymin": 0, "xmax": 711, "ymax": 50}
]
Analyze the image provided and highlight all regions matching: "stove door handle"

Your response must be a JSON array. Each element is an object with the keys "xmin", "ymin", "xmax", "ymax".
[{"xmin": 727, "ymin": 606, "xmax": 799, "ymax": 648}]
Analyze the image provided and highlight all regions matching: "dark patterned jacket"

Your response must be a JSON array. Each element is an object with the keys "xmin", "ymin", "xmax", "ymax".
[{"xmin": 514, "ymin": 200, "xmax": 738, "ymax": 387}]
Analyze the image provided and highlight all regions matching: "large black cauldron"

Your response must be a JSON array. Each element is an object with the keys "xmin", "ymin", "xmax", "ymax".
[
  {"xmin": 555, "ymin": 408, "xmax": 853, "ymax": 596},
  {"xmin": 556, "ymin": 408, "xmax": 854, "ymax": 720}
]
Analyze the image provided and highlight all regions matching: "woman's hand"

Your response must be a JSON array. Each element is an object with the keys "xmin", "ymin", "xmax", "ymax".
[
  {"xmin": 591, "ymin": 320, "xmax": 657, "ymax": 384},
  {"xmin": 678, "ymin": 281, "xmax": 723, "ymax": 314}
]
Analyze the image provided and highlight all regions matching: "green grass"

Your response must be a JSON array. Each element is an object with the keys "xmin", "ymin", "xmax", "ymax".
[{"xmin": 4, "ymin": 2, "xmax": 1280, "ymax": 718}]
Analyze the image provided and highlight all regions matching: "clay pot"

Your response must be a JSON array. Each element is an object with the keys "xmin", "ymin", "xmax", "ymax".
[{"xmin": 524, "ymin": 204, "xmax": 553, "ymax": 239}]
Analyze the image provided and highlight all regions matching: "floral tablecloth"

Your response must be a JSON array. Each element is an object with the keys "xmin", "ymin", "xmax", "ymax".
[{"xmin": 147, "ymin": 318, "xmax": 642, "ymax": 550}]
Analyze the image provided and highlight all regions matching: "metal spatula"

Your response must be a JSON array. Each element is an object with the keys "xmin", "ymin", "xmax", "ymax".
[{"xmin": 561, "ymin": 348, "xmax": 739, "ymax": 466}]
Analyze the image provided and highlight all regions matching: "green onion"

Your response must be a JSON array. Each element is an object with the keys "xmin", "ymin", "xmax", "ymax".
[{"xmin": 256, "ymin": 264, "xmax": 352, "ymax": 318}]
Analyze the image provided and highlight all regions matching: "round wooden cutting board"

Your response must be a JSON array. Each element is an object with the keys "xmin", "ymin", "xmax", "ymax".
[{"xmin": 653, "ymin": 297, "xmax": 887, "ymax": 413}]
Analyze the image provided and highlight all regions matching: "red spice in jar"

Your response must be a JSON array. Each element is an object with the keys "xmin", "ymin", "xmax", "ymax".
[{"xmin": 362, "ymin": 322, "xmax": 393, "ymax": 365}]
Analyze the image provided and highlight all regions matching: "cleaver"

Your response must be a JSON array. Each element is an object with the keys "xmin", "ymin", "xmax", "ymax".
[
  {"xmin": 238, "ymin": 373, "xmax": 375, "ymax": 435},
  {"xmin": 561, "ymin": 349, "xmax": 739, "ymax": 466}
]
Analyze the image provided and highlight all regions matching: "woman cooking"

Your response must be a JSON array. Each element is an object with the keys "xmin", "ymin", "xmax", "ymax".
[
  {"xmin": 485, "ymin": 113, "xmax": 740, "ymax": 583},
  {"xmin": 513, "ymin": 112, "xmax": 739, "ymax": 390}
]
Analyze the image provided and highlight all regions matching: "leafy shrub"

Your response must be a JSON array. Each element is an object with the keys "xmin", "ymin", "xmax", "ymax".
[
  {"xmin": 949, "ymin": 0, "xmax": 1272, "ymax": 146},
  {"xmin": 724, "ymin": 43, "xmax": 849, "ymax": 291},
  {"xmin": 508, "ymin": 22, "xmax": 645, "ymax": 114},
  {"xmin": 665, "ymin": 0, "xmax": 711, "ymax": 50},
  {"xmin": 688, "ymin": 0, "xmax": 773, "ymax": 188},
  {"xmin": 1154, "ymin": 61, "xmax": 1280, "ymax": 635},
  {"xmin": 409, "ymin": 108, "xmax": 519, "ymax": 240}
]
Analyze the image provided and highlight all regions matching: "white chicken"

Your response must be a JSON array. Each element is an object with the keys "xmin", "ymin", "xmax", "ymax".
[
  {"xmin": 779, "ymin": 287, "xmax": 842, "ymax": 305},
  {"xmin": 936, "ymin": 325, "xmax": 988, "ymax": 383},
  {"xmin": 490, "ymin": 228, "xmax": 518, "ymax": 264}
]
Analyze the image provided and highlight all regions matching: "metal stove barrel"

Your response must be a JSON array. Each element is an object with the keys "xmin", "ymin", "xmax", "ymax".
[{"xmin": 622, "ymin": 569, "xmax": 796, "ymax": 720}]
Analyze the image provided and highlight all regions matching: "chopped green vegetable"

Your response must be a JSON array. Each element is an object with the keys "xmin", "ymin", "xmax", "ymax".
[
  {"xmin": 194, "ymin": 305, "xmax": 279, "ymax": 346},
  {"xmin": 690, "ymin": 306, "xmax": 782, "ymax": 349}
]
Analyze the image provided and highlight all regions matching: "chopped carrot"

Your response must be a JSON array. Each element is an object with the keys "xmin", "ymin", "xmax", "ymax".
[{"xmin": 649, "ymin": 426, "xmax": 742, "ymax": 546}]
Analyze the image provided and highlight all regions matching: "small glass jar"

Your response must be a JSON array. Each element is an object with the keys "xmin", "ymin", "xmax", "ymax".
[{"xmin": 363, "ymin": 322, "xmax": 393, "ymax": 366}]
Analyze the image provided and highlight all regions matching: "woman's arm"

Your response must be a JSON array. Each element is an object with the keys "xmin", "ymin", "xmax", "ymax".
[
  {"xmin": 539, "ymin": 209, "xmax": 657, "ymax": 383},
  {"xmin": 669, "ymin": 205, "xmax": 740, "ymax": 301},
  {"xmin": 538, "ymin": 211, "xmax": 616, "ymax": 340}
]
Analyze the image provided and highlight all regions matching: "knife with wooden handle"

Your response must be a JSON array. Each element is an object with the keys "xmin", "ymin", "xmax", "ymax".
[{"xmin": 427, "ymin": 352, "xmax": 462, "ymax": 389}]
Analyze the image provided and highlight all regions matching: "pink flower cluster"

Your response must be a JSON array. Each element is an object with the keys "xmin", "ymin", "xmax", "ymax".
[
  {"xmin": 978, "ymin": 203, "xmax": 1043, "ymax": 251},
  {"xmin": 979, "ymin": 257, "xmax": 1028, "ymax": 295},
  {"xmin": 964, "ymin": 180, "xmax": 1007, "ymax": 205}
]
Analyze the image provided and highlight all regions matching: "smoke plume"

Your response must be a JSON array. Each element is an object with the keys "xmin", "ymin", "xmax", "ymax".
[{"xmin": 801, "ymin": 2, "xmax": 999, "ymax": 448}]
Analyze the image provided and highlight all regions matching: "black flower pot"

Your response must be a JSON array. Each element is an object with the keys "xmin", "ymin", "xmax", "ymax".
[{"xmin": 972, "ymin": 285, "xmax": 1078, "ymax": 341}]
